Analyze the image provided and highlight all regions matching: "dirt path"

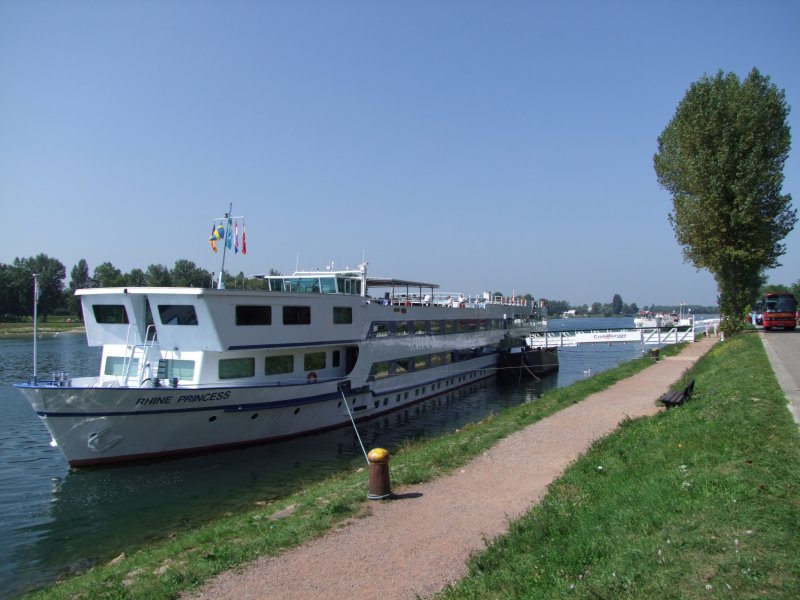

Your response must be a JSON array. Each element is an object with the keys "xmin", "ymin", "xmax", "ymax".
[{"xmin": 188, "ymin": 337, "xmax": 715, "ymax": 600}]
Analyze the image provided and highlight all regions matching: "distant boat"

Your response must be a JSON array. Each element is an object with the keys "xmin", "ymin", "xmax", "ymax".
[{"xmin": 634, "ymin": 306, "xmax": 692, "ymax": 329}]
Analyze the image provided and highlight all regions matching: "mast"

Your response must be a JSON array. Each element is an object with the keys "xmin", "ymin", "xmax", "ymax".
[
  {"xmin": 218, "ymin": 203, "xmax": 232, "ymax": 289},
  {"xmin": 32, "ymin": 274, "xmax": 39, "ymax": 383},
  {"xmin": 212, "ymin": 203, "xmax": 244, "ymax": 289}
]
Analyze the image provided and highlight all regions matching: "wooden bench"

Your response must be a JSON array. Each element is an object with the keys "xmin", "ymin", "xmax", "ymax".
[{"xmin": 660, "ymin": 379, "xmax": 695, "ymax": 409}]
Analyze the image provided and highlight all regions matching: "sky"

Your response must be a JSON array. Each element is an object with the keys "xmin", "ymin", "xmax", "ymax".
[{"xmin": 1, "ymin": 1, "xmax": 798, "ymax": 308}]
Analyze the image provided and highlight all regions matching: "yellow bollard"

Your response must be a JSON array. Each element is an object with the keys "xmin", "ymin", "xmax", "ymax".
[
  {"xmin": 367, "ymin": 448, "xmax": 392, "ymax": 500},
  {"xmin": 651, "ymin": 348, "xmax": 660, "ymax": 361}
]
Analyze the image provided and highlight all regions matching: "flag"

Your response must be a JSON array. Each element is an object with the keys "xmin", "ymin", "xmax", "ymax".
[
  {"xmin": 209, "ymin": 225, "xmax": 221, "ymax": 253},
  {"xmin": 242, "ymin": 222, "xmax": 247, "ymax": 254},
  {"xmin": 234, "ymin": 220, "xmax": 239, "ymax": 254},
  {"xmin": 225, "ymin": 218, "xmax": 233, "ymax": 249}
]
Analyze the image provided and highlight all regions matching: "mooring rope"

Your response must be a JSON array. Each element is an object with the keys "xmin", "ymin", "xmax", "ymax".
[{"xmin": 340, "ymin": 389, "xmax": 370, "ymax": 465}]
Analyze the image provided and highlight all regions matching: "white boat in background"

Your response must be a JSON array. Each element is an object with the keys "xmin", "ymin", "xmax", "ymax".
[
  {"xmin": 16, "ymin": 263, "xmax": 538, "ymax": 466},
  {"xmin": 634, "ymin": 305, "xmax": 693, "ymax": 329}
]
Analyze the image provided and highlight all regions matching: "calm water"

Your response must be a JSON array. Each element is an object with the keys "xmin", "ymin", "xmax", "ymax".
[{"xmin": 1, "ymin": 317, "xmax": 671, "ymax": 598}]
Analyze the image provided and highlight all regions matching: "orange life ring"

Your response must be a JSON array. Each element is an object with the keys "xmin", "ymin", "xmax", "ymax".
[{"xmin": 307, "ymin": 372, "xmax": 317, "ymax": 383}]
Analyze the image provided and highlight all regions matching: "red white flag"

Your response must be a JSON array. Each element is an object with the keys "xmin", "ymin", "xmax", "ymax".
[
  {"xmin": 242, "ymin": 222, "xmax": 247, "ymax": 254},
  {"xmin": 234, "ymin": 221, "xmax": 239, "ymax": 254}
]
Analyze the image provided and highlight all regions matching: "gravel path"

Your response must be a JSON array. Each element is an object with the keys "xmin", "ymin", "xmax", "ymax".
[{"xmin": 187, "ymin": 336, "xmax": 715, "ymax": 600}]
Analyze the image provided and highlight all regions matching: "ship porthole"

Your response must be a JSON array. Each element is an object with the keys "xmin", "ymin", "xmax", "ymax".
[
  {"xmin": 294, "ymin": 407, "xmax": 301, "ymax": 415},
  {"xmin": 208, "ymin": 416, "xmax": 217, "ymax": 422},
  {"xmin": 251, "ymin": 413, "xmax": 258, "ymax": 420}
]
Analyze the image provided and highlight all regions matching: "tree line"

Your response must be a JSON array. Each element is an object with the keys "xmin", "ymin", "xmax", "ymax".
[
  {"xmin": 0, "ymin": 254, "xmax": 262, "ymax": 321},
  {"xmin": 2, "ymin": 254, "xmax": 794, "ymax": 323}
]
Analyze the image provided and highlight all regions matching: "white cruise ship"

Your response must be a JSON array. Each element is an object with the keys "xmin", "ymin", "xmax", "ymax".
[{"xmin": 16, "ymin": 263, "xmax": 536, "ymax": 466}]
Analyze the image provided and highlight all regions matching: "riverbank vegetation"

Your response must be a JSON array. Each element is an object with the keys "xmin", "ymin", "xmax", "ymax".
[{"xmin": 25, "ymin": 334, "xmax": 800, "ymax": 599}]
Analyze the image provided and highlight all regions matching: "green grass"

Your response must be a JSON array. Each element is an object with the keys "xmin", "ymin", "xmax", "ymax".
[
  {"xmin": 0, "ymin": 317, "xmax": 84, "ymax": 335},
  {"xmin": 23, "ymin": 346, "xmax": 680, "ymax": 599},
  {"xmin": 436, "ymin": 333, "xmax": 800, "ymax": 599}
]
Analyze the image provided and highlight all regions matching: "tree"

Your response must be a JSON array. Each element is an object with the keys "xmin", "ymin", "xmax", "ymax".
[
  {"xmin": 68, "ymin": 259, "xmax": 92, "ymax": 318},
  {"xmin": 93, "ymin": 262, "xmax": 125, "ymax": 287},
  {"xmin": 654, "ymin": 68, "xmax": 796, "ymax": 334},
  {"xmin": 171, "ymin": 259, "xmax": 211, "ymax": 287},
  {"xmin": 125, "ymin": 268, "xmax": 147, "ymax": 287},
  {"xmin": 611, "ymin": 294, "xmax": 623, "ymax": 315},
  {"xmin": 146, "ymin": 264, "xmax": 172, "ymax": 287},
  {"xmin": 13, "ymin": 254, "xmax": 66, "ymax": 322}
]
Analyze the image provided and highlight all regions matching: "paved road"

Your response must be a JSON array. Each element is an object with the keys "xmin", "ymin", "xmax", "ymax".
[{"xmin": 760, "ymin": 329, "xmax": 800, "ymax": 425}]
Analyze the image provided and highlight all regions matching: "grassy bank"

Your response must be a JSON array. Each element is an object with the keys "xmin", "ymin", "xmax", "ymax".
[
  {"xmin": 25, "ymin": 345, "xmax": 683, "ymax": 599},
  {"xmin": 438, "ymin": 333, "xmax": 800, "ymax": 599},
  {"xmin": 0, "ymin": 318, "xmax": 84, "ymax": 336}
]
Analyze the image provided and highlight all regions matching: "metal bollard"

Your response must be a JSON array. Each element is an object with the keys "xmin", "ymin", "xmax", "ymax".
[
  {"xmin": 651, "ymin": 348, "xmax": 660, "ymax": 361},
  {"xmin": 367, "ymin": 448, "xmax": 392, "ymax": 500}
]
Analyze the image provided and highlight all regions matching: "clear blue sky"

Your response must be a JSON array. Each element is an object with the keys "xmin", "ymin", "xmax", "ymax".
[{"xmin": 1, "ymin": 1, "xmax": 798, "ymax": 307}]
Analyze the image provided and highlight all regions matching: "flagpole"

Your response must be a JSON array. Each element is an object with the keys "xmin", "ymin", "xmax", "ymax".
[
  {"xmin": 212, "ymin": 203, "xmax": 244, "ymax": 289},
  {"xmin": 32, "ymin": 274, "xmax": 38, "ymax": 384}
]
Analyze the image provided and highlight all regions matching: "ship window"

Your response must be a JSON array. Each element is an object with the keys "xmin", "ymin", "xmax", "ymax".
[
  {"xmin": 415, "ymin": 355, "xmax": 427, "ymax": 371},
  {"xmin": 219, "ymin": 357, "xmax": 255, "ymax": 379},
  {"xmin": 371, "ymin": 322, "xmax": 389, "ymax": 337},
  {"xmin": 332, "ymin": 350, "xmax": 341, "ymax": 368},
  {"xmin": 162, "ymin": 359, "xmax": 195, "ymax": 380},
  {"xmin": 304, "ymin": 351, "xmax": 326, "ymax": 371},
  {"xmin": 158, "ymin": 304, "xmax": 198, "ymax": 326},
  {"xmin": 284, "ymin": 278, "xmax": 319, "ymax": 293},
  {"xmin": 396, "ymin": 321, "xmax": 409, "ymax": 336},
  {"xmin": 236, "ymin": 305, "xmax": 271, "ymax": 325},
  {"xmin": 337, "ymin": 278, "xmax": 362, "ymax": 295},
  {"xmin": 430, "ymin": 320, "xmax": 441, "ymax": 335},
  {"xmin": 93, "ymin": 304, "xmax": 129, "ymax": 324},
  {"xmin": 430, "ymin": 353, "xmax": 442, "ymax": 367},
  {"xmin": 320, "ymin": 278, "xmax": 337, "ymax": 294},
  {"xmin": 395, "ymin": 358, "xmax": 409, "ymax": 375},
  {"xmin": 104, "ymin": 356, "xmax": 139, "ymax": 376},
  {"xmin": 371, "ymin": 361, "xmax": 390, "ymax": 380},
  {"xmin": 265, "ymin": 354, "xmax": 294, "ymax": 375},
  {"xmin": 333, "ymin": 306, "xmax": 352, "ymax": 324},
  {"xmin": 444, "ymin": 320, "xmax": 455, "ymax": 334},
  {"xmin": 283, "ymin": 306, "xmax": 311, "ymax": 325},
  {"xmin": 414, "ymin": 321, "xmax": 427, "ymax": 335}
]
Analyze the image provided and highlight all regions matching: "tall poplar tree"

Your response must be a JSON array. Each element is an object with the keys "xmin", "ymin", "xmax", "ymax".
[{"xmin": 654, "ymin": 68, "xmax": 796, "ymax": 333}]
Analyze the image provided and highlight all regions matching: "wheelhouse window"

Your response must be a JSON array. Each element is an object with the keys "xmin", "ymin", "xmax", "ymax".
[
  {"xmin": 333, "ymin": 306, "xmax": 352, "ymax": 324},
  {"xmin": 265, "ymin": 354, "xmax": 294, "ymax": 375},
  {"xmin": 93, "ymin": 304, "xmax": 129, "ymax": 324},
  {"xmin": 158, "ymin": 304, "xmax": 198, "ymax": 326},
  {"xmin": 320, "ymin": 278, "xmax": 337, "ymax": 293},
  {"xmin": 219, "ymin": 357, "xmax": 255, "ymax": 379},
  {"xmin": 236, "ymin": 305, "xmax": 271, "ymax": 325},
  {"xmin": 337, "ymin": 278, "xmax": 361, "ymax": 295},
  {"xmin": 283, "ymin": 305, "xmax": 311, "ymax": 325}
]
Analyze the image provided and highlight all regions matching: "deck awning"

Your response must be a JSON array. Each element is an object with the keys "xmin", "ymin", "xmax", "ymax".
[{"xmin": 366, "ymin": 277, "xmax": 439, "ymax": 290}]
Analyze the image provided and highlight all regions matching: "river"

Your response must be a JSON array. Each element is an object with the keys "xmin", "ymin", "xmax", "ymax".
[{"xmin": 0, "ymin": 316, "xmax": 693, "ymax": 598}]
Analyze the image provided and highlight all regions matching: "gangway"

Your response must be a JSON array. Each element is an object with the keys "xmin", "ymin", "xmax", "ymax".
[{"xmin": 526, "ymin": 324, "xmax": 710, "ymax": 349}]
